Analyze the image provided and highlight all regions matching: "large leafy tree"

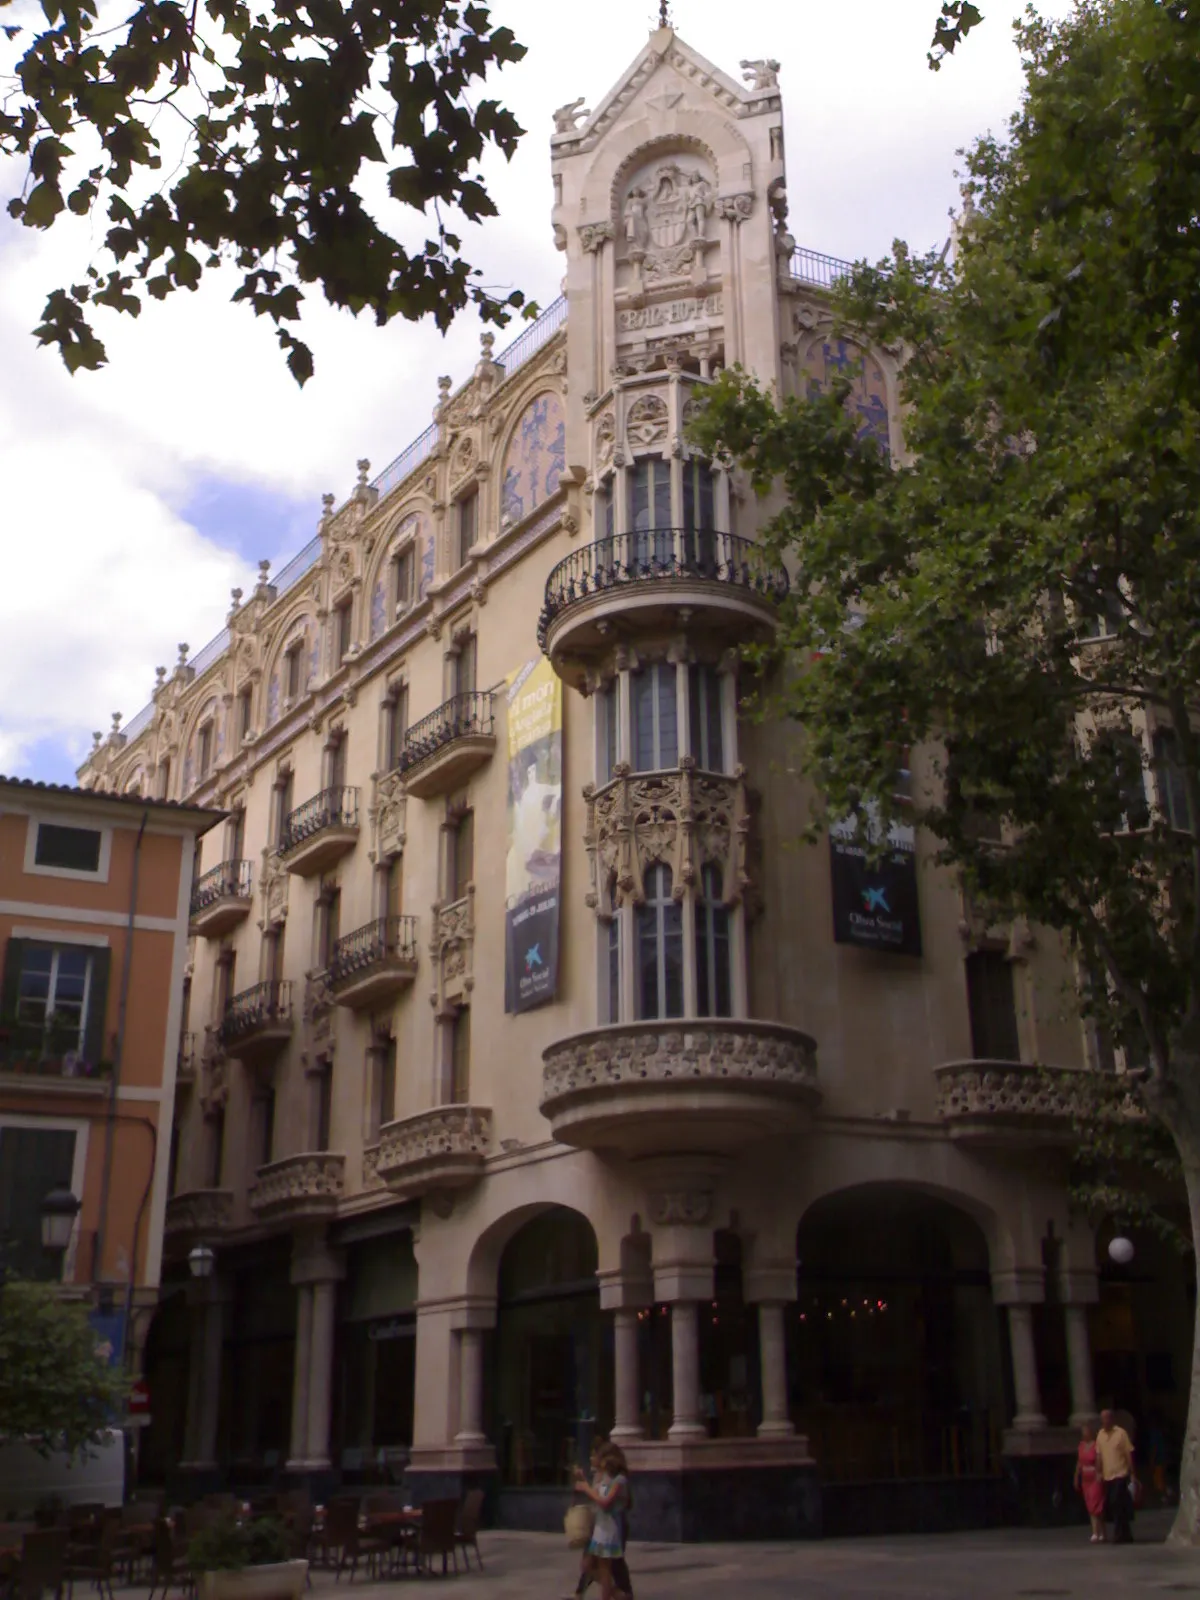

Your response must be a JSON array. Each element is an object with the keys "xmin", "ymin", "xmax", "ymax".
[
  {"xmin": 0, "ymin": 1, "xmax": 528, "ymax": 381},
  {"xmin": 692, "ymin": 0, "xmax": 1200, "ymax": 1543},
  {"xmin": 0, "ymin": 1281, "xmax": 128, "ymax": 1456}
]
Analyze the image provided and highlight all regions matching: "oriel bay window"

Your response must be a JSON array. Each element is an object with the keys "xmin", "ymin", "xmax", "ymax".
[
  {"xmin": 605, "ymin": 659, "xmax": 731, "ymax": 777},
  {"xmin": 689, "ymin": 664, "xmax": 724, "ymax": 772}
]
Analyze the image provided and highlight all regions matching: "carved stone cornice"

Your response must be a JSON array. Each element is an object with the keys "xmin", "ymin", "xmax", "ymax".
[
  {"xmin": 583, "ymin": 761, "xmax": 755, "ymax": 915},
  {"xmin": 376, "ymin": 1104, "xmax": 493, "ymax": 1201},
  {"xmin": 248, "ymin": 1152, "xmax": 346, "ymax": 1222}
]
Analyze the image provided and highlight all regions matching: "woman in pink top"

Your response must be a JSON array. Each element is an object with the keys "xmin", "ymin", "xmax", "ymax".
[{"xmin": 1075, "ymin": 1422, "xmax": 1106, "ymax": 1542}]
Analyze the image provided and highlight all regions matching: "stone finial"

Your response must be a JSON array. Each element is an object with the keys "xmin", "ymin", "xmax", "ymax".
[
  {"xmin": 154, "ymin": 666, "xmax": 167, "ymax": 688},
  {"xmin": 356, "ymin": 459, "xmax": 370, "ymax": 487},
  {"xmin": 321, "ymin": 493, "xmax": 335, "ymax": 519},
  {"xmin": 177, "ymin": 643, "xmax": 189, "ymax": 665},
  {"xmin": 257, "ymin": 559, "xmax": 271, "ymax": 588},
  {"xmin": 230, "ymin": 587, "xmax": 243, "ymax": 608},
  {"xmin": 111, "ymin": 712, "xmax": 122, "ymax": 734},
  {"xmin": 480, "ymin": 331, "xmax": 495, "ymax": 360},
  {"xmin": 438, "ymin": 375, "xmax": 452, "ymax": 398},
  {"xmin": 92, "ymin": 731, "xmax": 103, "ymax": 751}
]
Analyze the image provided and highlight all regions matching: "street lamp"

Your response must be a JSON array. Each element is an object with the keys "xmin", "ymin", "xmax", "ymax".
[
  {"xmin": 40, "ymin": 1184, "xmax": 82, "ymax": 1253},
  {"xmin": 1108, "ymin": 1235, "xmax": 1135, "ymax": 1265},
  {"xmin": 188, "ymin": 1244, "xmax": 215, "ymax": 1280}
]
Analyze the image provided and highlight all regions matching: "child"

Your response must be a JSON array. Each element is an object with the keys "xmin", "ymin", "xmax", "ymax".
[
  {"xmin": 569, "ymin": 1441, "xmax": 634, "ymax": 1600},
  {"xmin": 573, "ymin": 1443, "xmax": 631, "ymax": 1600}
]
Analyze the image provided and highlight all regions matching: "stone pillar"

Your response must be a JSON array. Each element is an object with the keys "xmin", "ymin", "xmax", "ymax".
[
  {"xmin": 306, "ymin": 1279, "xmax": 338, "ymax": 1466},
  {"xmin": 667, "ymin": 1302, "xmax": 705, "ymax": 1440},
  {"xmin": 288, "ymin": 1283, "xmax": 313, "ymax": 1467},
  {"xmin": 182, "ymin": 1293, "xmax": 207, "ymax": 1465},
  {"xmin": 1065, "ymin": 1304, "xmax": 1097, "ymax": 1427},
  {"xmin": 454, "ymin": 1327, "xmax": 487, "ymax": 1446},
  {"xmin": 757, "ymin": 1303, "xmax": 794, "ymax": 1437},
  {"xmin": 611, "ymin": 1308, "xmax": 644, "ymax": 1443},
  {"xmin": 1006, "ymin": 1304, "xmax": 1047, "ymax": 1430},
  {"xmin": 184, "ymin": 1282, "xmax": 226, "ymax": 1469}
]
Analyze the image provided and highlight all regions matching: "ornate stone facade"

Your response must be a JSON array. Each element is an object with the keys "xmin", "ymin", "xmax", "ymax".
[
  {"xmin": 375, "ymin": 1105, "xmax": 493, "ymax": 1198},
  {"xmin": 431, "ymin": 888, "xmax": 474, "ymax": 1008},
  {"xmin": 248, "ymin": 1152, "xmax": 346, "ymax": 1220}
]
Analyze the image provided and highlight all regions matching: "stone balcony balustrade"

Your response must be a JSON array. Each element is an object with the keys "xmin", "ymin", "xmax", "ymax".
[
  {"xmin": 394, "ymin": 692, "xmax": 496, "ymax": 799},
  {"xmin": 375, "ymin": 1105, "xmax": 493, "ymax": 1201},
  {"xmin": 541, "ymin": 1019, "xmax": 819, "ymax": 1160},
  {"xmin": 538, "ymin": 528, "xmax": 789, "ymax": 689},
  {"xmin": 163, "ymin": 1188, "xmax": 234, "ymax": 1257},
  {"xmin": 933, "ymin": 1060, "xmax": 1094, "ymax": 1148},
  {"xmin": 189, "ymin": 858, "xmax": 253, "ymax": 937},
  {"xmin": 248, "ymin": 1152, "xmax": 345, "ymax": 1223},
  {"xmin": 279, "ymin": 786, "xmax": 360, "ymax": 876}
]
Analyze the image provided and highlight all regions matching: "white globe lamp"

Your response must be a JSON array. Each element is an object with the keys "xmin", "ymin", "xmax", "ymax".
[{"xmin": 1108, "ymin": 1236, "xmax": 1135, "ymax": 1266}]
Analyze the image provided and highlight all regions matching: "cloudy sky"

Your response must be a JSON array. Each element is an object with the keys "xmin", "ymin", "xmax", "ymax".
[{"xmin": 0, "ymin": 0, "xmax": 1073, "ymax": 784}]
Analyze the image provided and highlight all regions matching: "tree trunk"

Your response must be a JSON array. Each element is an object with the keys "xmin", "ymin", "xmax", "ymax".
[{"xmin": 1149, "ymin": 1067, "xmax": 1200, "ymax": 1546}]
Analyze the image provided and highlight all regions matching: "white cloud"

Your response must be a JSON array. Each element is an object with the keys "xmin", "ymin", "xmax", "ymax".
[{"xmin": 0, "ymin": 0, "xmax": 1073, "ymax": 776}]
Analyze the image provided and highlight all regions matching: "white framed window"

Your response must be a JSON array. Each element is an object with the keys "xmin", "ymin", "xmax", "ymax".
[
  {"xmin": 631, "ymin": 663, "xmax": 678, "ymax": 772},
  {"xmin": 688, "ymin": 666, "xmax": 724, "ymax": 772},
  {"xmin": 24, "ymin": 817, "xmax": 112, "ymax": 883},
  {"xmin": 636, "ymin": 863, "xmax": 683, "ymax": 1020},
  {"xmin": 695, "ymin": 864, "xmax": 732, "ymax": 1018}
]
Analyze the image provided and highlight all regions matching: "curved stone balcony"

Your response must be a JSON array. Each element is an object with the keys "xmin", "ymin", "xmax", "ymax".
[
  {"xmin": 538, "ymin": 529, "xmax": 789, "ymax": 688},
  {"xmin": 248, "ymin": 1152, "xmax": 345, "ymax": 1223},
  {"xmin": 934, "ymin": 1060, "xmax": 1091, "ymax": 1149},
  {"xmin": 164, "ymin": 1188, "xmax": 234, "ymax": 1255},
  {"xmin": 375, "ymin": 1105, "xmax": 493, "ymax": 1200},
  {"xmin": 541, "ymin": 1019, "xmax": 819, "ymax": 1159}
]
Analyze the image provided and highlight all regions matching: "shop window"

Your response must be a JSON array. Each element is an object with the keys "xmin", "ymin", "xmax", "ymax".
[
  {"xmin": 2, "ymin": 937, "xmax": 110, "ymax": 1064},
  {"xmin": 0, "ymin": 1126, "xmax": 77, "ymax": 1280},
  {"xmin": 631, "ymin": 663, "xmax": 678, "ymax": 772},
  {"xmin": 637, "ymin": 864, "xmax": 683, "ymax": 1020},
  {"xmin": 458, "ymin": 489, "xmax": 478, "ymax": 565},
  {"xmin": 966, "ymin": 950, "xmax": 1020, "ymax": 1061},
  {"xmin": 689, "ymin": 666, "xmax": 724, "ymax": 771},
  {"xmin": 695, "ymin": 864, "xmax": 732, "ymax": 1018},
  {"xmin": 33, "ymin": 822, "xmax": 103, "ymax": 875}
]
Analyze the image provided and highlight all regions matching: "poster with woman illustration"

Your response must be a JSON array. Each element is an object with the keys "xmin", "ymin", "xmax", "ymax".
[{"xmin": 504, "ymin": 658, "xmax": 563, "ymax": 1013}]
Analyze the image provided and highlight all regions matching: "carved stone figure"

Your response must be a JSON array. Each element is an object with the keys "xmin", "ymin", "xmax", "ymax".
[
  {"xmin": 552, "ymin": 97, "xmax": 590, "ymax": 133},
  {"xmin": 739, "ymin": 58, "xmax": 780, "ymax": 92},
  {"xmin": 685, "ymin": 169, "xmax": 712, "ymax": 239},
  {"xmin": 623, "ymin": 187, "xmax": 649, "ymax": 248}
]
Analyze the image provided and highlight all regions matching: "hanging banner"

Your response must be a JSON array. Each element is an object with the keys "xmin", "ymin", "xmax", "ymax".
[
  {"xmin": 504, "ymin": 658, "xmax": 563, "ymax": 1012},
  {"xmin": 829, "ymin": 807, "xmax": 922, "ymax": 957}
]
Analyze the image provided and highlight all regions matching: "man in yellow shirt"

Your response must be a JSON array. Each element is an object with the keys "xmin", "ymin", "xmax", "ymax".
[{"xmin": 1096, "ymin": 1408, "xmax": 1136, "ymax": 1543}]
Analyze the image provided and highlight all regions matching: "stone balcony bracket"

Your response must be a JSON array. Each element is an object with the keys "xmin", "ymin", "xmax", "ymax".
[{"xmin": 248, "ymin": 1152, "xmax": 346, "ymax": 1223}]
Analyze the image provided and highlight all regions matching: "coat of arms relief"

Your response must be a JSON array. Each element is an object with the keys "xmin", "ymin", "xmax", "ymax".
[{"xmin": 621, "ymin": 159, "xmax": 715, "ymax": 283}]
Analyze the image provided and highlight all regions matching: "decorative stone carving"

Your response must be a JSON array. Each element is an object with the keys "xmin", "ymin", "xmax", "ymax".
[
  {"xmin": 579, "ymin": 221, "xmax": 614, "ymax": 254},
  {"xmin": 164, "ymin": 1188, "xmax": 234, "ymax": 1242},
  {"xmin": 304, "ymin": 969, "xmax": 335, "ymax": 1055},
  {"xmin": 583, "ymin": 763, "xmax": 755, "ymax": 914},
  {"xmin": 370, "ymin": 769, "xmax": 407, "ymax": 861},
  {"xmin": 739, "ymin": 58, "xmax": 780, "ymax": 92},
  {"xmin": 259, "ymin": 850, "xmax": 289, "ymax": 926},
  {"xmin": 625, "ymin": 394, "xmax": 669, "ymax": 449},
  {"xmin": 362, "ymin": 1143, "xmax": 385, "ymax": 1192},
  {"xmin": 432, "ymin": 888, "xmax": 475, "ymax": 1008},
  {"xmin": 650, "ymin": 1187, "xmax": 713, "ymax": 1226},
  {"xmin": 552, "ymin": 97, "xmax": 590, "ymax": 133},
  {"xmin": 716, "ymin": 193, "xmax": 755, "ymax": 223},
  {"xmin": 934, "ymin": 1061, "xmax": 1092, "ymax": 1126},
  {"xmin": 544, "ymin": 1022, "xmax": 817, "ymax": 1103},
  {"xmin": 622, "ymin": 161, "xmax": 714, "ymax": 280},
  {"xmin": 375, "ymin": 1104, "xmax": 493, "ymax": 1198},
  {"xmin": 450, "ymin": 433, "xmax": 477, "ymax": 486},
  {"xmin": 248, "ymin": 1152, "xmax": 345, "ymax": 1220},
  {"xmin": 595, "ymin": 410, "xmax": 616, "ymax": 470}
]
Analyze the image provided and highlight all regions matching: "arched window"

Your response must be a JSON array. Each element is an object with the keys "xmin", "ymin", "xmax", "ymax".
[
  {"xmin": 695, "ymin": 864, "xmax": 731, "ymax": 1018},
  {"xmin": 637, "ymin": 863, "xmax": 683, "ymax": 1020}
]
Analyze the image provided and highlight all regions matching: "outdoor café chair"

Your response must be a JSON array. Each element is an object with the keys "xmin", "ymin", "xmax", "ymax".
[
  {"xmin": 413, "ymin": 1500, "xmax": 460, "ymax": 1578},
  {"xmin": 146, "ymin": 1518, "xmax": 194, "ymax": 1600},
  {"xmin": 454, "ymin": 1490, "xmax": 484, "ymax": 1571},
  {"xmin": 323, "ymin": 1503, "xmax": 387, "ymax": 1583},
  {"xmin": 14, "ymin": 1529, "xmax": 66, "ymax": 1600}
]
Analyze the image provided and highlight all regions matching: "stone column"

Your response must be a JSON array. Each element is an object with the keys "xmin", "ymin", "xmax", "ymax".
[
  {"xmin": 1064, "ymin": 1304, "xmax": 1097, "ymax": 1427},
  {"xmin": 182, "ymin": 1293, "xmax": 207, "ymax": 1465},
  {"xmin": 757, "ymin": 1303, "xmax": 794, "ymax": 1437},
  {"xmin": 454, "ymin": 1327, "xmax": 487, "ymax": 1445},
  {"xmin": 288, "ymin": 1283, "xmax": 313, "ymax": 1467},
  {"xmin": 1006, "ymin": 1304, "xmax": 1047, "ymax": 1430},
  {"xmin": 611, "ymin": 1309, "xmax": 644, "ymax": 1443},
  {"xmin": 305, "ymin": 1279, "xmax": 338, "ymax": 1466},
  {"xmin": 667, "ymin": 1302, "xmax": 705, "ymax": 1440}
]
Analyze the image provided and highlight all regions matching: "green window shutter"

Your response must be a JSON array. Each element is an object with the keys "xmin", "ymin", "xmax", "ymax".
[
  {"xmin": 0, "ymin": 937, "xmax": 26, "ymax": 1029},
  {"xmin": 83, "ymin": 947, "xmax": 112, "ymax": 1067}
]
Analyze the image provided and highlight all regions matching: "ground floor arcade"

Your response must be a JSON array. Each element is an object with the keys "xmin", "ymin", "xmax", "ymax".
[{"xmin": 144, "ymin": 1131, "xmax": 1194, "ymax": 1536}]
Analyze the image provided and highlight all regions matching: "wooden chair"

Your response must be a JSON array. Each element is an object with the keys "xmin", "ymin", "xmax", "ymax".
[
  {"xmin": 413, "ymin": 1500, "xmax": 459, "ymax": 1577},
  {"xmin": 454, "ymin": 1490, "xmax": 484, "ymax": 1571},
  {"xmin": 323, "ymin": 1503, "xmax": 387, "ymax": 1584},
  {"xmin": 14, "ymin": 1529, "xmax": 66, "ymax": 1600},
  {"xmin": 64, "ymin": 1512, "xmax": 119, "ymax": 1600},
  {"xmin": 146, "ymin": 1519, "xmax": 194, "ymax": 1600}
]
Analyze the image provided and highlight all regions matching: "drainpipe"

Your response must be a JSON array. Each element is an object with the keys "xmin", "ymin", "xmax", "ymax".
[{"xmin": 94, "ymin": 808, "xmax": 149, "ymax": 1282}]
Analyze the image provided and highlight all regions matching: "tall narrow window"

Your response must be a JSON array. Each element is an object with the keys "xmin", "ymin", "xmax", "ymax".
[
  {"xmin": 681, "ymin": 459, "xmax": 717, "ymax": 572},
  {"xmin": 689, "ymin": 666, "xmax": 724, "ymax": 771},
  {"xmin": 319, "ymin": 888, "xmax": 341, "ymax": 971},
  {"xmin": 598, "ymin": 678, "xmax": 619, "ymax": 783},
  {"xmin": 965, "ymin": 950, "xmax": 1020, "ymax": 1061},
  {"xmin": 1154, "ymin": 729, "xmax": 1190, "ymax": 830},
  {"xmin": 450, "ymin": 1007, "xmax": 470, "ymax": 1103},
  {"xmin": 378, "ymin": 1035, "xmax": 397, "ymax": 1133},
  {"xmin": 632, "ymin": 663, "xmax": 678, "ymax": 771},
  {"xmin": 314, "ymin": 1065, "xmax": 333, "ymax": 1152},
  {"xmin": 386, "ymin": 855, "xmax": 404, "ymax": 918},
  {"xmin": 327, "ymin": 734, "xmax": 347, "ymax": 794},
  {"xmin": 284, "ymin": 645, "xmax": 301, "ymax": 702},
  {"xmin": 604, "ymin": 910, "xmax": 621, "ymax": 1024},
  {"xmin": 274, "ymin": 772, "xmax": 294, "ymax": 847},
  {"xmin": 458, "ymin": 490, "xmax": 478, "ymax": 565},
  {"xmin": 197, "ymin": 723, "xmax": 213, "ymax": 779},
  {"xmin": 628, "ymin": 457, "xmax": 672, "ymax": 567},
  {"xmin": 453, "ymin": 635, "xmax": 477, "ymax": 698},
  {"xmin": 256, "ymin": 1090, "xmax": 276, "ymax": 1169},
  {"xmin": 208, "ymin": 1109, "xmax": 226, "ymax": 1188},
  {"xmin": 336, "ymin": 599, "xmax": 354, "ymax": 661},
  {"xmin": 394, "ymin": 545, "xmax": 415, "ymax": 617},
  {"xmin": 227, "ymin": 808, "xmax": 245, "ymax": 863},
  {"xmin": 156, "ymin": 758, "xmax": 171, "ymax": 800},
  {"xmin": 385, "ymin": 686, "xmax": 408, "ymax": 771},
  {"xmin": 1092, "ymin": 726, "xmax": 1149, "ymax": 831},
  {"xmin": 695, "ymin": 864, "xmax": 732, "ymax": 1018},
  {"xmin": 237, "ymin": 688, "xmax": 253, "ymax": 744},
  {"xmin": 448, "ymin": 810, "xmax": 474, "ymax": 901},
  {"xmin": 596, "ymin": 481, "xmax": 615, "ymax": 542},
  {"xmin": 636, "ymin": 863, "xmax": 683, "ymax": 1020}
]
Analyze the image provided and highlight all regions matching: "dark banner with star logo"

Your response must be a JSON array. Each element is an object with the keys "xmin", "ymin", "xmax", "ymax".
[
  {"xmin": 504, "ymin": 658, "xmax": 563, "ymax": 1012},
  {"xmin": 829, "ymin": 810, "xmax": 922, "ymax": 957}
]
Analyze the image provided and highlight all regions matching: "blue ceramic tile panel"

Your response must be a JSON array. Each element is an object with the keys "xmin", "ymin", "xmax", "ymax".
[
  {"xmin": 502, "ymin": 391, "xmax": 566, "ymax": 527},
  {"xmin": 804, "ymin": 336, "xmax": 890, "ymax": 454},
  {"xmin": 308, "ymin": 628, "xmax": 320, "ymax": 686}
]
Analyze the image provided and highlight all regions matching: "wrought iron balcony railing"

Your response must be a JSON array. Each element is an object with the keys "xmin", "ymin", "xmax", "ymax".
[
  {"xmin": 395, "ymin": 692, "xmax": 495, "ymax": 778},
  {"xmin": 190, "ymin": 859, "xmax": 253, "ymax": 916},
  {"xmin": 329, "ymin": 915, "xmax": 419, "ymax": 986},
  {"xmin": 221, "ymin": 979, "xmax": 293, "ymax": 1044},
  {"xmin": 279, "ymin": 787, "xmax": 359, "ymax": 856},
  {"xmin": 537, "ymin": 529, "xmax": 790, "ymax": 648}
]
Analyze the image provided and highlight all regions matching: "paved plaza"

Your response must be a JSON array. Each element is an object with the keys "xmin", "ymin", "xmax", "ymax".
[{"xmin": 309, "ymin": 1511, "xmax": 1200, "ymax": 1598}]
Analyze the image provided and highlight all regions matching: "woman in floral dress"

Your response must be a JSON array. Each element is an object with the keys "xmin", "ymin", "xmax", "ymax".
[{"xmin": 573, "ymin": 1444, "xmax": 631, "ymax": 1600}]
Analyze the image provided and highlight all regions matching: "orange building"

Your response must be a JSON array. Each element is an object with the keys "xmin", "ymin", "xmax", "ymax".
[{"xmin": 0, "ymin": 777, "xmax": 220, "ymax": 1350}]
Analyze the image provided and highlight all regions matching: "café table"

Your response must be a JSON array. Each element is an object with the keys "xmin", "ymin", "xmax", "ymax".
[{"xmin": 362, "ymin": 1509, "xmax": 422, "ymax": 1577}]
